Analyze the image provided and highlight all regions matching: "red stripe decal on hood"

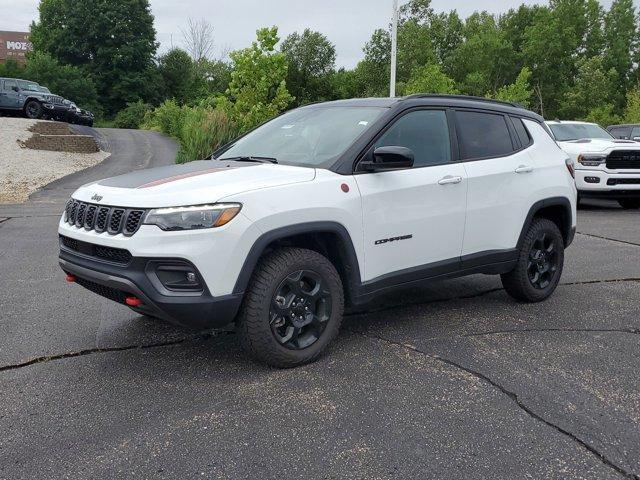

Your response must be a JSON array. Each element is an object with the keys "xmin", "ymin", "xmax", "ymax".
[{"xmin": 137, "ymin": 167, "xmax": 232, "ymax": 188}]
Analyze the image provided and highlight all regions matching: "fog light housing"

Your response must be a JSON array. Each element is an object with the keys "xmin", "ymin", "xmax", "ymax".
[
  {"xmin": 584, "ymin": 176, "xmax": 600, "ymax": 184},
  {"xmin": 146, "ymin": 261, "xmax": 204, "ymax": 294}
]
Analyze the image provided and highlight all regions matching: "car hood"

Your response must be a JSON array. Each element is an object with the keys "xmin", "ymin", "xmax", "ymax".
[
  {"xmin": 556, "ymin": 138, "xmax": 639, "ymax": 155},
  {"xmin": 72, "ymin": 160, "xmax": 316, "ymax": 208}
]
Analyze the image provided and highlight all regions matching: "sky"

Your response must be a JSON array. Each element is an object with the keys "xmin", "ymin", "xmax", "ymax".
[{"xmin": 1, "ymin": 0, "xmax": 621, "ymax": 68}]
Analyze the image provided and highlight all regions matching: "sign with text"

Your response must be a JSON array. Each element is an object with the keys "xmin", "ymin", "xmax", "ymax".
[{"xmin": 0, "ymin": 31, "xmax": 33, "ymax": 64}]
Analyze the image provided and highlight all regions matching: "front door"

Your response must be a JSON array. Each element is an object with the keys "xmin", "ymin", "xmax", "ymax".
[{"xmin": 354, "ymin": 109, "xmax": 467, "ymax": 283}]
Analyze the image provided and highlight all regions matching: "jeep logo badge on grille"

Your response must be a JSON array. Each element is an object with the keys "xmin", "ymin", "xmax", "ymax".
[{"xmin": 91, "ymin": 194, "xmax": 103, "ymax": 202}]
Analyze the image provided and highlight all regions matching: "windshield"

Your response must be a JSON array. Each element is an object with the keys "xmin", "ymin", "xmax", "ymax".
[
  {"xmin": 37, "ymin": 86, "xmax": 51, "ymax": 93},
  {"xmin": 218, "ymin": 106, "xmax": 386, "ymax": 168},
  {"xmin": 549, "ymin": 123, "xmax": 613, "ymax": 141},
  {"xmin": 17, "ymin": 80, "xmax": 41, "ymax": 92}
]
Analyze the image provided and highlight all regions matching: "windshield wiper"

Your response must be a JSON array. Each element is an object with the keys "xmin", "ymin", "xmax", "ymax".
[{"xmin": 220, "ymin": 156, "xmax": 278, "ymax": 164}]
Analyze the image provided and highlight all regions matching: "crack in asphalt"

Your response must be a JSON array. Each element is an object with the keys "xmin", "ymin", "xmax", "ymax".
[
  {"xmin": 458, "ymin": 327, "xmax": 640, "ymax": 338},
  {"xmin": 356, "ymin": 330, "xmax": 639, "ymax": 480},
  {"xmin": 0, "ymin": 332, "xmax": 230, "ymax": 373},
  {"xmin": 577, "ymin": 231, "xmax": 640, "ymax": 248},
  {"xmin": 0, "ymin": 217, "xmax": 12, "ymax": 225}
]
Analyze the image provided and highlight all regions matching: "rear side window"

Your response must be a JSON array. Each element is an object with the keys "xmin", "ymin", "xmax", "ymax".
[
  {"xmin": 374, "ymin": 110, "xmax": 451, "ymax": 167},
  {"xmin": 456, "ymin": 111, "xmax": 514, "ymax": 160},
  {"xmin": 512, "ymin": 117, "xmax": 532, "ymax": 148},
  {"xmin": 3, "ymin": 79, "xmax": 17, "ymax": 91}
]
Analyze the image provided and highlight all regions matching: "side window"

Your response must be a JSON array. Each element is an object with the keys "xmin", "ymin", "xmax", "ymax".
[
  {"xmin": 4, "ymin": 79, "xmax": 17, "ymax": 91},
  {"xmin": 631, "ymin": 126, "xmax": 640, "ymax": 139},
  {"xmin": 456, "ymin": 111, "xmax": 514, "ymax": 160},
  {"xmin": 610, "ymin": 127, "xmax": 630, "ymax": 139},
  {"xmin": 512, "ymin": 117, "xmax": 532, "ymax": 148},
  {"xmin": 374, "ymin": 110, "xmax": 451, "ymax": 167}
]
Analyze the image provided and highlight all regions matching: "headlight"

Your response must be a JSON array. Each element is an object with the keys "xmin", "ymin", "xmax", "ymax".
[
  {"xmin": 143, "ymin": 203, "xmax": 242, "ymax": 231},
  {"xmin": 577, "ymin": 154, "xmax": 607, "ymax": 167}
]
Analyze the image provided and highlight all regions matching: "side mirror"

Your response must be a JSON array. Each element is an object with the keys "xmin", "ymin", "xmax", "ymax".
[
  {"xmin": 11, "ymin": 86, "xmax": 19, "ymax": 92},
  {"xmin": 360, "ymin": 146, "xmax": 414, "ymax": 172}
]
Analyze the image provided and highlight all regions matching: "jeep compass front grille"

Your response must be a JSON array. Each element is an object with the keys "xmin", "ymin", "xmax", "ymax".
[
  {"xmin": 607, "ymin": 150, "xmax": 640, "ymax": 170},
  {"xmin": 64, "ymin": 199, "xmax": 146, "ymax": 236}
]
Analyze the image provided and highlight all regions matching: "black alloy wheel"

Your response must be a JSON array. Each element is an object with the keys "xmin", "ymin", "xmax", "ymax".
[
  {"xmin": 270, "ymin": 270, "xmax": 332, "ymax": 350},
  {"xmin": 501, "ymin": 218, "xmax": 565, "ymax": 303},
  {"xmin": 25, "ymin": 101, "xmax": 43, "ymax": 119},
  {"xmin": 237, "ymin": 247, "xmax": 344, "ymax": 368},
  {"xmin": 527, "ymin": 232, "xmax": 559, "ymax": 290}
]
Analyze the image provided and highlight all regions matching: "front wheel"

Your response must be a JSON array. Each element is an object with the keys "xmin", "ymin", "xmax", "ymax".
[
  {"xmin": 501, "ymin": 218, "xmax": 565, "ymax": 303},
  {"xmin": 618, "ymin": 199, "xmax": 640, "ymax": 210},
  {"xmin": 237, "ymin": 247, "xmax": 344, "ymax": 368},
  {"xmin": 24, "ymin": 100, "xmax": 43, "ymax": 119}
]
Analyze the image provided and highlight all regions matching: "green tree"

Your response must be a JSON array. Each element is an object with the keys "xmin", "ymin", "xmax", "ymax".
[
  {"xmin": 23, "ymin": 51, "xmax": 100, "ymax": 114},
  {"xmin": 623, "ymin": 87, "xmax": 640, "ymax": 123},
  {"xmin": 491, "ymin": 67, "xmax": 533, "ymax": 107},
  {"xmin": 194, "ymin": 59, "xmax": 232, "ymax": 97},
  {"xmin": 603, "ymin": 0, "xmax": 637, "ymax": 109},
  {"xmin": 218, "ymin": 27, "xmax": 294, "ymax": 132},
  {"xmin": 403, "ymin": 64, "xmax": 458, "ymax": 95},
  {"xmin": 447, "ymin": 12, "xmax": 517, "ymax": 96},
  {"xmin": 356, "ymin": 28, "xmax": 391, "ymax": 97},
  {"xmin": 31, "ymin": 0, "xmax": 158, "ymax": 115},
  {"xmin": 560, "ymin": 56, "xmax": 617, "ymax": 121},
  {"xmin": 158, "ymin": 48, "xmax": 196, "ymax": 105},
  {"xmin": 0, "ymin": 58, "xmax": 25, "ymax": 78},
  {"xmin": 281, "ymin": 29, "xmax": 336, "ymax": 106}
]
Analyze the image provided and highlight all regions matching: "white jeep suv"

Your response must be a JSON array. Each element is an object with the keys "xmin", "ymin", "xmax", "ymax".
[
  {"xmin": 59, "ymin": 95, "xmax": 577, "ymax": 367},
  {"xmin": 547, "ymin": 120, "xmax": 640, "ymax": 209}
]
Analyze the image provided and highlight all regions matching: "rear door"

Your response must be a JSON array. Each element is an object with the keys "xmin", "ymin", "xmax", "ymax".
[
  {"xmin": 354, "ymin": 109, "xmax": 467, "ymax": 282},
  {"xmin": 456, "ymin": 110, "xmax": 535, "ymax": 257},
  {"xmin": 0, "ymin": 79, "xmax": 21, "ymax": 109}
]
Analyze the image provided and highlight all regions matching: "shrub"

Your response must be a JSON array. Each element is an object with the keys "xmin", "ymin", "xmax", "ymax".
[
  {"xmin": 175, "ymin": 107, "xmax": 239, "ymax": 163},
  {"xmin": 141, "ymin": 99, "xmax": 186, "ymax": 139},
  {"xmin": 113, "ymin": 101, "xmax": 152, "ymax": 129}
]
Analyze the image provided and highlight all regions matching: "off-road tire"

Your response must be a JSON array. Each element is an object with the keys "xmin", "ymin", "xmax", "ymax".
[
  {"xmin": 618, "ymin": 199, "xmax": 640, "ymax": 209},
  {"xmin": 24, "ymin": 100, "xmax": 43, "ymax": 119},
  {"xmin": 501, "ymin": 218, "xmax": 564, "ymax": 303},
  {"xmin": 237, "ymin": 247, "xmax": 344, "ymax": 368}
]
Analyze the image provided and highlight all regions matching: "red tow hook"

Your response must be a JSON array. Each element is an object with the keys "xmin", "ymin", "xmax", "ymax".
[
  {"xmin": 65, "ymin": 274, "xmax": 77, "ymax": 283},
  {"xmin": 125, "ymin": 296, "xmax": 143, "ymax": 307}
]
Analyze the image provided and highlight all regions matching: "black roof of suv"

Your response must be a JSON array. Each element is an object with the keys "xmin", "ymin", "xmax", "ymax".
[{"xmin": 313, "ymin": 94, "xmax": 543, "ymax": 123}]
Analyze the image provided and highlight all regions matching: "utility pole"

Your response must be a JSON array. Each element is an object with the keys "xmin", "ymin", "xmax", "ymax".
[{"xmin": 390, "ymin": 0, "xmax": 398, "ymax": 98}]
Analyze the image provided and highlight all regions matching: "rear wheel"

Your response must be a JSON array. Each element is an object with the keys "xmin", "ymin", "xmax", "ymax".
[
  {"xmin": 237, "ymin": 247, "xmax": 344, "ymax": 368},
  {"xmin": 618, "ymin": 199, "xmax": 640, "ymax": 209},
  {"xmin": 24, "ymin": 100, "xmax": 43, "ymax": 119},
  {"xmin": 501, "ymin": 218, "xmax": 564, "ymax": 303}
]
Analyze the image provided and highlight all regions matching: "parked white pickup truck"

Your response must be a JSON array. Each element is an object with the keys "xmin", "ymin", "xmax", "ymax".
[{"xmin": 547, "ymin": 120, "xmax": 640, "ymax": 209}]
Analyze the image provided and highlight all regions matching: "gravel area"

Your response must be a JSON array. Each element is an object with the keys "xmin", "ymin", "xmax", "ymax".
[{"xmin": 0, "ymin": 118, "xmax": 109, "ymax": 204}]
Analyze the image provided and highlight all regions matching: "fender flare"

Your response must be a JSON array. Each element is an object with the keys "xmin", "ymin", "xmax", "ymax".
[
  {"xmin": 516, "ymin": 196, "xmax": 574, "ymax": 249},
  {"xmin": 232, "ymin": 221, "xmax": 362, "ymax": 296}
]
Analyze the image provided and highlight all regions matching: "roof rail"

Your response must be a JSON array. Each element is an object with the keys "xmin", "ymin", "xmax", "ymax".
[{"xmin": 403, "ymin": 94, "xmax": 524, "ymax": 109}]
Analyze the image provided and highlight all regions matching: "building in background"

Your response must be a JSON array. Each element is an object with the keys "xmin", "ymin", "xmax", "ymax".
[{"xmin": 0, "ymin": 31, "xmax": 33, "ymax": 65}]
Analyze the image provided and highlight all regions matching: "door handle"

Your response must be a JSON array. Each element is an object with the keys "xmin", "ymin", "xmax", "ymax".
[
  {"xmin": 438, "ymin": 175, "xmax": 463, "ymax": 185},
  {"xmin": 515, "ymin": 165, "xmax": 534, "ymax": 174}
]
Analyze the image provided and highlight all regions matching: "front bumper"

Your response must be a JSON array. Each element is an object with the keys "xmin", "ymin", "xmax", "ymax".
[
  {"xmin": 59, "ymin": 246, "xmax": 242, "ymax": 330},
  {"xmin": 575, "ymin": 169, "xmax": 640, "ymax": 197},
  {"xmin": 43, "ymin": 104, "xmax": 72, "ymax": 120}
]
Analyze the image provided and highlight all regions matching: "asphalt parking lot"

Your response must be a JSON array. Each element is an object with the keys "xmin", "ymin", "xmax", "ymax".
[{"xmin": 0, "ymin": 130, "xmax": 639, "ymax": 479}]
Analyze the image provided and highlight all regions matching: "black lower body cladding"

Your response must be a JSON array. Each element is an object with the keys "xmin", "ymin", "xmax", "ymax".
[{"xmin": 59, "ymin": 247, "xmax": 242, "ymax": 330}]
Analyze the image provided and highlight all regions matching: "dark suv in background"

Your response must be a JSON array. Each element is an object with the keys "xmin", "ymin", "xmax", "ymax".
[
  {"xmin": 0, "ymin": 77, "xmax": 93, "ymax": 126},
  {"xmin": 607, "ymin": 124, "xmax": 640, "ymax": 141}
]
